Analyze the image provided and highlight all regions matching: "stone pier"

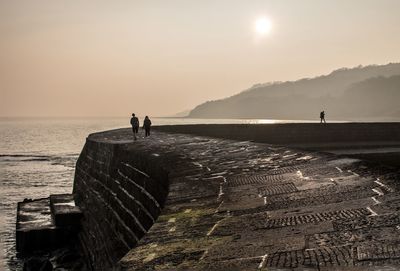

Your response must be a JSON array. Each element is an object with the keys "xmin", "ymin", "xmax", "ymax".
[{"xmin": 73, "ymin": 127, "xmax": 400, "ymax": 270}]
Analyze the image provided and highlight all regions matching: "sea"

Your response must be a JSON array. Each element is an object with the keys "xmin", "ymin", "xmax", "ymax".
[{"xmin": 0, "ymin": 117, "xmax": 319, "ymax": 270}]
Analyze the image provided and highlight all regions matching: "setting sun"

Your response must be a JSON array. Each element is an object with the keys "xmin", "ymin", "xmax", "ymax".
[{"xmin": 255, "ymin": 16, "xmax": 272, "ymax": 35}]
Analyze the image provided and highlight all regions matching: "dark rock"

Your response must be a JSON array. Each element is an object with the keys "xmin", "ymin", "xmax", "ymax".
[
  {"xmin": 23, "ymin": 257, "xmax": 53, "ymax": 271},
  {"xmin": 56, "ymin": 250, "xmax": 80, "ymax": 265}
]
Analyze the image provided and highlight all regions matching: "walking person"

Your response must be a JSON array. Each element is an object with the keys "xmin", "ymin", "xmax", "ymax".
[
  {"xmin": 143, "ymin": 116, "xmax": 152, "ymax": 137},
  {"xmin": 130, "ymin": 113, "xmax": 139, "ymax": 140},
  {"xmin": 320, "ymin": 110, "xmax": 326, "ymax": 124}
]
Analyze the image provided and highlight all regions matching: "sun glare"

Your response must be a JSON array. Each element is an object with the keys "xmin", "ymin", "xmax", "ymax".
[{"xmin": 255, "ymin": 16, "xmax": 272, "ymax": 35}]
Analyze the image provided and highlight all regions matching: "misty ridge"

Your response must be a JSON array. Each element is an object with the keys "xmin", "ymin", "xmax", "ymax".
[{"xmin": 188, "ymin": 63, "xmax": 400, "ymax": 121}]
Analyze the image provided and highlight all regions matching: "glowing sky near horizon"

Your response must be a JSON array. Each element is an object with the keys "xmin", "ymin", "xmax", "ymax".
[{"xmin": 1, "ymin": 0, "xmax": 400, "ymax": 117}]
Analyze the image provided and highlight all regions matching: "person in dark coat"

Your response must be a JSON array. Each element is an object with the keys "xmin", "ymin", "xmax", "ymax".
[
  {"xmin": 320, "ymin": 111, "xmax": 326, "ymax": 123},
  {"xmin": 130, "ymin": 113, "xmax": 139, "ymax": 140},
  {"xmin": 143, "ymin": 116, "xmax": 152, "ymax": 137}
]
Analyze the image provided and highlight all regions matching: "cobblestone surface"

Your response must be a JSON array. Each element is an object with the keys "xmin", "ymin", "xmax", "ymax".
[{"xmin": 88, "ymin": 129, "xmax": 400, "ymax": 270}]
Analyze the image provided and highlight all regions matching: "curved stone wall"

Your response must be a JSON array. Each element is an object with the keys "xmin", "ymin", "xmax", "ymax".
[
  {"xmin": 154, "ymin": 123, "xmax": 400, "ymax": 148},
  {"xmin": 73, "ymin": 137, "xmax": 169, "ymax": 270},
  {"xmin": 72, "ymin": 124, "xmax": 400, "ymax": 270}
]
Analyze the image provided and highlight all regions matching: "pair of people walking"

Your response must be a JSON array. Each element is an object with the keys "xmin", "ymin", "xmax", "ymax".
[{"xmin": 130, "ymin": 113, "xmax": 152, "ymax": 141}]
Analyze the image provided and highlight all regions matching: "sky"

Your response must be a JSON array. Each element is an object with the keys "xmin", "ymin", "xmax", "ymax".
[{"xmin": 1, "ymin": 0, "xmax": 400, "ymax": 117}]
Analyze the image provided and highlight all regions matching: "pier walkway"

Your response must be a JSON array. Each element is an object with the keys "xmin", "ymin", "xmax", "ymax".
[{"xmin": 87, "ymin": 128, "xmax": 400, "ymax": 270}]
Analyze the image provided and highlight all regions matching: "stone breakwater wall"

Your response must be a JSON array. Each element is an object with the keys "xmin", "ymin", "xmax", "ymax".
[
  {"xmin": 73, "ymin": 137, "xmax": 169, "ymax": 270},
  {"xmin": 154, "ymin": 123, "xmax": 400, "ymax": 148},
  {"xmin": 72, "ymin": 124, "xmax": 400, "ymax": 270}
]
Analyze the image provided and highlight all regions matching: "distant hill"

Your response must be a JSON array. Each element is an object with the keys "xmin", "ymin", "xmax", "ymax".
[{"xmin": 188, "ymin": 63, "xmax": 400, "ymax": 120}]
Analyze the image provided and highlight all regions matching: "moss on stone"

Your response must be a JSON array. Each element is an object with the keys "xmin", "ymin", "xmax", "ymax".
[
  {"xmin": 119, "ymin": 235, "xmax": 232, "ymax": 269},
  {"xmin": 157, "ymin": 207, "xmax": 215, "ymax": 223}
]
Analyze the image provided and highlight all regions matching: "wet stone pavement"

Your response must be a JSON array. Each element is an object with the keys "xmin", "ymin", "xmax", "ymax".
[{"xmin": 91, "ymin": 129, "xmax": 400, "ymax": 270}]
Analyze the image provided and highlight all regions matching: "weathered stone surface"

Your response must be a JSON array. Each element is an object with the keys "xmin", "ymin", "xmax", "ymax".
[
  {"xmin": 154, "ymin": 123, "xmax": 400, "ymax": 147},
  {"xmin": 23, "ymin": 257, "xmax": 53, "ymax": 271},
  {"xmin": 73, "ymin": 127, "xmax": 400, "ymax": 270},
  {"xmin": 50, "ymin": 194, "xmax": 82, "ymax": 227},
  {"xmin": 16, "ymin": 194, "xmax": 84, "ymax": 256},
  {"xmin": 73, "ymin": 135, "xmax": 170, "ymax": 270},
  {"xmin": 16, "ymin": 198, "xmax": 57, "ymax": 253}
]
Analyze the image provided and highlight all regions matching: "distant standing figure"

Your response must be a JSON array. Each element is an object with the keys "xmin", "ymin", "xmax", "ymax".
[
  {"xmin": 143, "ymin": 116, "xmax": 152, "ymax": 137},
  {"xmin": 130, "ymin": 113, "xmax": 139, "ymax": 140},
  {"xmin": 320, "ymin": 111, "xmax": 326, "ymax": 123}
]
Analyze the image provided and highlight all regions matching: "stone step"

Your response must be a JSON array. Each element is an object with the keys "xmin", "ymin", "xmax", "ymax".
[
  {"xmin": 50, "ymin": 194, "xmax": 82, "ymax": 227},
  {"xmin": 16, "ymin": 194, "xmax": 83, "ymax": 253},
  {"xmin": 16, "ymin": 198, "xmax": 57, "ymax": 253}
]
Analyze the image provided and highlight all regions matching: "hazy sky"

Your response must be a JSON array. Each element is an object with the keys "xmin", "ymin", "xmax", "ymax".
[{"xmin": 1, "ymin": 0, "xmax": 400, "ymax": 117}]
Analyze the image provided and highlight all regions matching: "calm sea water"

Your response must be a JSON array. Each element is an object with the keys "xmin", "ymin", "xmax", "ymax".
[{"xmin": 0, "ymin": 117, "xmax": 317, "ymax": 270}]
